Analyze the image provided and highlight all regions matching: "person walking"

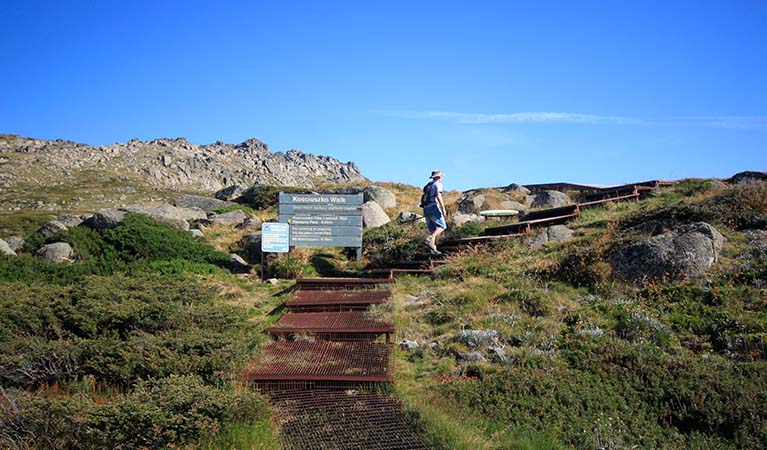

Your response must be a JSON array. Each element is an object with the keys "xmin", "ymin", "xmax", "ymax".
[{"xmin": 422, "ymin": 170, "xmax": 447, "ymax": 255}]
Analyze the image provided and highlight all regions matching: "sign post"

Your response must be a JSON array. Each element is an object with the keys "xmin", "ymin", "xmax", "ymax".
[
  {"xmin": 261, "ymin": 222, "xmax": 290, "ymax": 280},
  {"xmin": 278, "ymin": 193, "xmax": 364, "ymax": 259}
]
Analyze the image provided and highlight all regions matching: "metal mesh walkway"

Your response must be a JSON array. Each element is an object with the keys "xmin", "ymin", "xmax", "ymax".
[
  {"xmin": 242, "ymin": 341, "xmax": 392, "ymax": 383},
  {"xmin": 266, "ymin": 311, "xmax": 394, "ymax": 340},
  {"xmin": 271, "ymin": 390, "xmax": 428, "ymax": 450}
]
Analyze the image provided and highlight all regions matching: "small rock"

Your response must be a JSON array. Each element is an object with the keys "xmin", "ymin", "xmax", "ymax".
[
  {"xmin": 399, "ymin": 340, "xmax": 419, "ymax": 350},
  {"xmin": 427, "ymin": 342, "xmax": 438, "ymax": 350},
  {"xmin": 397, "ymin": 211, "xmax": 425, "ymax": 224},
  {"xmin": 266, "ymin": 278, "xmax": 279, "ymax": 285},
  {"xmin": 0, "ymin": 239, "xmax": 17, "ymax": 256},
  {"xmin": 236, "ymin": 217, "xmax": 262, "ymax": 230},
  {"xmin": 230, "ymin": 254, "xmax": 250, "ymax": 272},
  {"xmin": 35, "ymin": 220, "xmax": 68, "ymax": 238},
  {"xmin": 457, "ymin": 329, "xmax": 500, "ymax": 348},
  {"xmin": 457, "ymin": 351, "xmax": 487, "ymax": 363},
  {"xmin": 488, "ymin": 347, "xmax": 511, "ymax": 364},
  {"xmin": 4, "ymin": 236, "xmax": 25, "ymax": 252},
  {"xmin": 190, "ymin": 229, "xmax": 204, "ymax": 238},
  {"xmin": 35, "ymin": 242, "xmax": 74, "ymax": 263}
]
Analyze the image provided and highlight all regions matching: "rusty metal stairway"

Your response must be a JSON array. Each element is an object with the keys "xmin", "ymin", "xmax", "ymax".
[{"xmin": 242, "ymin": 277, "xmax": 428, "ymax": 449}]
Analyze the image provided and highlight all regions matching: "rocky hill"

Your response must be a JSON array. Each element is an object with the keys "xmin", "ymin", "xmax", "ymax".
[{"xmin": 0, "ymin": 134, "xmax": 365, "ymax": 211}]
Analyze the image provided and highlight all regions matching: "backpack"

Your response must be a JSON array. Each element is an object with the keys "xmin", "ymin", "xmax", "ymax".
[{"xmin": 419, "ymin": 181, "xmax": 435, "ymax": 208}]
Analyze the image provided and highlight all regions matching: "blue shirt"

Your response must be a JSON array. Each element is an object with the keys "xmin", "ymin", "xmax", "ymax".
[{"xmin": 426, "ymin": 180, "xmax": 442, "ymax": 206}]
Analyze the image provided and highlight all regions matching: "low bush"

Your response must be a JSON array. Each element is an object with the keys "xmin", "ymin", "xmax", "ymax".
[
  {"xmin": 1, "ymin": 213, "xmax": 230, "ymax": 284},
  {"xmin": 2, "ymin": 375, "xmax": 266, "ymax": 450},
  {"xmin": 444, "ymin": 337, "xmax": 767, "ymax": 449},
  {"xmin": 240, "ymin": 185, "xmax": 308, "ymax": 209},
  {"xmin": 0, "ymin": 275, "xmax": 258, "ymax": 388}
]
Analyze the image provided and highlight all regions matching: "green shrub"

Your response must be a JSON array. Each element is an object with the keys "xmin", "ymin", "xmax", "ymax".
[
  {"xmin": 0, "ymin": 213, "xmax": 230, "ymax": 284},
  {"xmin": 621, "ymin": 181, "xmax": 767, "ymax": 231},
  {"xmin": 213, "ymin": 204, "xmax": 255, "ymax": 215},
  {"xmin": 2, "ymin": 375, "xmax": 266, "ymax": 450},
  {"xmin": 240, "ymin": 185, "xmax": 307, "ymax": 209},
  {"xmin": 0, "ymin": 275, "xmax": 258, "ymax": 388}
]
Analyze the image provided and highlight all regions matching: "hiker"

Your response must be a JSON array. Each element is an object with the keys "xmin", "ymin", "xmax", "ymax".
[{"xmin": 421, "ymin": 170, "xmax": 447, "ymax": 255}]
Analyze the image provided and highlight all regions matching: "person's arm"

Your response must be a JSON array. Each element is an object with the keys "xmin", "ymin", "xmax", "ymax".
[{"xmin": 436, "ymin": 191, "xmax": 446, "ymax": 217}]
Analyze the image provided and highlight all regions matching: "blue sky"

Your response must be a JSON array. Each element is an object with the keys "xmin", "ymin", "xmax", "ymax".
[{"xmin": 1, "ymin": 0, "xmax": 765, "ymax": 191}]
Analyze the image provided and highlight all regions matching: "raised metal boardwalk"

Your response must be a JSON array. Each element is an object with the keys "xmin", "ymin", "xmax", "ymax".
[
  {"xmin": 266, "ymin": 311, "xmax": 394, "ymax": 341},
  {"xmin": 272, "ymin": 390, "xmax": 427, "ymax": 450}
]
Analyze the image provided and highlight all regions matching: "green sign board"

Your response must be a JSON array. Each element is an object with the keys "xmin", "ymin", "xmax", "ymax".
[{"xmin": 278, "ymin": 193, "xmax": 364, "ymax": 256}]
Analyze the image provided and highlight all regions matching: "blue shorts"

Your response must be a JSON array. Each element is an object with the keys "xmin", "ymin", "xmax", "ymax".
[{"xmin": 423, "ymin": 203, "xmax": 447, "ymax": 233}]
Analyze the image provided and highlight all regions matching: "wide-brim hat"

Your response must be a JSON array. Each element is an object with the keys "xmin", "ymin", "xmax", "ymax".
[{"xmin": 430, "ymin": 170, "xmax": 443, "ymax": 179}]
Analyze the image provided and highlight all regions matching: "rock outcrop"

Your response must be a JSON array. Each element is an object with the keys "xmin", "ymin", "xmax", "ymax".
[
  {"xmin": 610, "ymin": 222, "xmax": 724, "ymax": 281},
  {"xmin": 730, "ymin": 171, "xmax": 767, "ymax": 184},
  {"xmin": 0, "ymin": 134, "xmax": 367, "ymax": 211}
]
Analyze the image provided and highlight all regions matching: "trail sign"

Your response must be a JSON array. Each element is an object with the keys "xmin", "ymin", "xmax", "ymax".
[
  {"xmin": 278, "ymin": 192, "xmax": 364, "ymax": 257},
  {"xmin": 261, "ymin": 222, "xmax": 290, "ymax": 253}
]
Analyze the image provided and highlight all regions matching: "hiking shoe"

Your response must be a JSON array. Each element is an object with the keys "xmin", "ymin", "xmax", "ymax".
[
  {"xmin": 429, "ymin": 248, "xmax": 443, "ymax": 256},
  {"xmin": 423, "ymin": 236, "xmax": 435, "ymax": 250}
]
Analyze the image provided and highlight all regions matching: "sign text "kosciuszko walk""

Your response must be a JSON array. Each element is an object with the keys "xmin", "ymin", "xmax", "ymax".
[{"xmin": 278, "ymin": 193, "xmax": 363, "ymax": 256}]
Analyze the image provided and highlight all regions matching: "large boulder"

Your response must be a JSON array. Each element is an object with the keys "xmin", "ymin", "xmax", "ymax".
[
  {"xmin": 730, "ymin": 171, "xmax": 767, "ymax": 184},
  {"xmin": 90, "ymin": 208, "xmax": 126, "ymax": 230},
  {"xmin": 35, "ymin": 242, "xmax": 74, "ymax": 263},
  {"xmin": 215, "ymin": 185, "xmax": 246, "ymax": 201},
  {"xmin": 362, "ymin": 201, "xmax": 390, "ymax": 228},
  {"xmin": 0, "ymin": 239, "xmax": 16, "ymax": 256},
  {"xmin": 610, "ymin": 222, "xmax": 724, "ymax": 281},
  {"xmin": 207, "ymin": 210, "xmax": 248, "ymax": 226},
  {"xmin": 457, "ymin": 193, "xmax": 490, "ymax": 214},
  {"xmin": 531, "ymin": 190, "xmax": 568, "ymax": 209},
  {"xmin": 4, "ymin": 236, "xmax": 25, "ymax": 252},
  {"xmin": 363, "ymin": 186, "xmax": 397, "ymax": 209},
  {"xmin": 35, "ymin": 220, "xmax": 68, "ymax": 238},
  {"xmin": 525, "ymin": 225, "xmax": 574, "ymax": 249},
  {"xmin": 174, "ymin": 194, "xmax": 237, "ymax": 214}
]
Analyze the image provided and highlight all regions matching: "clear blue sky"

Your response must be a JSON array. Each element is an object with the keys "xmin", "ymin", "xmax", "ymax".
[{"xmin": 1, "ymin": 0, "xmax": 765, "ymax": 191}]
